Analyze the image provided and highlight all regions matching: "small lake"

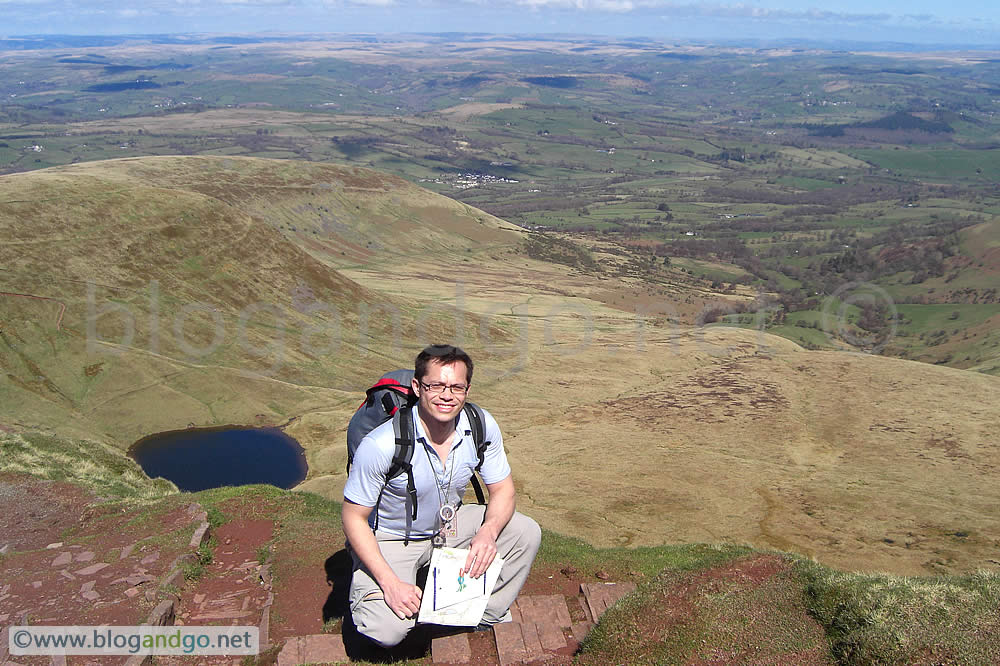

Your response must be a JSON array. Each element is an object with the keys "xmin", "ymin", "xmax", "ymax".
[{"xmin": 129, "ymin": 426, "xmax": 307, "ymax": 492}]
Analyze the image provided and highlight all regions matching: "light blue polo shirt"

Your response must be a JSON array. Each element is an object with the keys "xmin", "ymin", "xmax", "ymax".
[{"xmin": 344, "ymin": 404, "xmax": 511, "ymax": 539}]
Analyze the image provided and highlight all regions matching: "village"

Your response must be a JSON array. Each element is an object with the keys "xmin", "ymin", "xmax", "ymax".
[{"xmin": 420, "ymin": 171, "xmax": 520, "ymax": 190}]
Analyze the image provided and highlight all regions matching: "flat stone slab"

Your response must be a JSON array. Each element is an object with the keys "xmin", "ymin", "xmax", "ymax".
[
  {"xmin": 277, "ymin": 634, "xmax": 348, "ymax": 666},
  {"xmin": 125, "ymin": 573, "xmax": 156, "ymax": 586},
  {"xmin": 51, "ymin": 551, "xmax": 72, "ymax": 567},
  {"xmin": 74, "ymin": 563, "xmax": 110, "ymax": 576},
  {"xmin": 190, "ymin": 610, "xmax": 256, "ymax": 620},
  {"xmin": 580, "ymin": 582, "xmax": 636, "ymax": 623},
  {"xmin": 494, "ymin": 623, "xmax": 527, "ymax": 666},
  {"xmin": 189, "ymin": 522, "xmax": 210, "ymax": 549},
  {"xmin": 570, "ymin": 620, "xmax": 594, "ymax": 648},
  {"xmin": 148, "ymin": 600, "xmax": 176, "ymax": 627},
  {"xmin": 515, "ymin": 595, "xmax": 572, "ymax": 628},
  {"xmin": 535, "ymin": 620, "xmax": 567, "ymax": 652},
  {"xmin": 519, "ymin": 622, "xmax": 547, "ymax": 662},
  {"xmin": 431, "ymin": 632, "xmax": 472, "ymax": 664}
]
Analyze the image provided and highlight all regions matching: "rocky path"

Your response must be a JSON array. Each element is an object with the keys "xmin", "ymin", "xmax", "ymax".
[
  {"xmin": 272, "ymin": 582, "xmax": 635, "ymax": 666},
  {"xmin": 0, "ymin": 474, "xmax": 212, "ymax": 666}
]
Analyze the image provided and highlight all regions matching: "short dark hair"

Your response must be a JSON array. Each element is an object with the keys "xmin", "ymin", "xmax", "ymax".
[{"xmin": 414, "ymin": 344, "xmax": 474, "ymax": 384}]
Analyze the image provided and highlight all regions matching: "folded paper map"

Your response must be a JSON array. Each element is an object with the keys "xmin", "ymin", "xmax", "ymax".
[{"xmin": 417, "ymin": 547, "xmax": 504, "ymax": 626}]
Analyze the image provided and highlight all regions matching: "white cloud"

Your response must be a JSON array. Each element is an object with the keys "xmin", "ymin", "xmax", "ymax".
[
  {"xmin": 417, "ymin": 0, "xmax": 929, "ymax": 26},
  {"xmin": 511, "ymin": 0, "xmax": 637, "ymax": 11},
  {"xmin": 218, "ymin": 0, "xmax": 293, "ymax": 5},
  {"xmin": 317, "ymin": 0, "xmax": 398, "ymax": 5}
]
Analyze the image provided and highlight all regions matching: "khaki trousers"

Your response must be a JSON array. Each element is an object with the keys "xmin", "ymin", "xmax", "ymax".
[{"xmin": 348, "ymin": 504, "xmax": 541, "ymax": 647}]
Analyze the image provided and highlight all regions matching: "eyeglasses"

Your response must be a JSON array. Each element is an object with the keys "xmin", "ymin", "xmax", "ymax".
[{"xmin": 419, "ymin": 381, "xmax": 469, "ymax": 396}]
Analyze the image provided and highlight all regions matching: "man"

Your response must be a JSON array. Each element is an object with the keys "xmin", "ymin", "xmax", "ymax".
[{"xmin": 342, "ymin": 344, "xmax": 541, "ymax": 648}]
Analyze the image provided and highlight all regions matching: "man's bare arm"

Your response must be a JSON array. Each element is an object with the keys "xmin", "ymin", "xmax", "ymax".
[
  {"xmin": 463, "ymin": 474, "xmax": 515, "ymax": 579},
  {"xmin": 342, "ymin": 499, "xmax": 422, "ymax": 619}
]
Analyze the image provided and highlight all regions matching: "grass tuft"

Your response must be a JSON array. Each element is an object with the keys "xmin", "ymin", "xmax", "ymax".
[
  {"xmin": 538, "ymin": 530, "xmax": 752, "ymax": 578},
  {"xmin": 0, "ymin": 432, "xmax": 176, "ymax": 500},
  {"xmin": 206, "ymin": 505, "xmax": 226, "ymax": 529},
  {"xmin": 184, "ymin": 538, "xmax": 217, "ymax": 581},
  {"xmin": 798, "ymin": 560, "xmax": 1000, "ymax": 664}
]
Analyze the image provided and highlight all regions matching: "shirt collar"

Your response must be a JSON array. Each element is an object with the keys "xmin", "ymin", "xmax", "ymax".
[{"xmin": 412, "ymin": 404, "xmax": 469, "ymax": 449}]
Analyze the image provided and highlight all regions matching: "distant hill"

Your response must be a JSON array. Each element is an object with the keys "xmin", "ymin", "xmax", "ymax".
[
  {"xmin": 858, "ymin": 111, "xmax": 954, "ymax": 133},
  {"xmin": 809, "ymin": 111, "xmax": 954, "ymax": 137}
]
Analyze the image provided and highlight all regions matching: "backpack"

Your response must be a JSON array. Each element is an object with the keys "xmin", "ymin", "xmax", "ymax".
[{"xmin": 346, "ymin": 369, "xmax": 490, "ymax": 542}]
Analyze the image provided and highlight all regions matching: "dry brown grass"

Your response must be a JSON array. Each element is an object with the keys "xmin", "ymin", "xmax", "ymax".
[{"xmin": 321, "ymin": 223, "xmax": 1000, "ymax": 578}]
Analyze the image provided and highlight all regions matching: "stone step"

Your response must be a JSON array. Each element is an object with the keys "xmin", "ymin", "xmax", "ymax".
[
  {"xmin": 571, "ymin": 620, "xmax": 595, "ymax": 648},
  {"xmin": 493, "ymin": 593, "xmax": 578, "ymax": 665},
  {"xmin": 493, "ymin": 622, "xmax": 529, "ymax": 666},
  {"xmin": 277, "ymin": 634, "xmax": 348, "ymax": 666},
  {"xmin": 275, "ymin": 589, "xmax": 626, "ymax": 665},
  {"xmin": 513, "ymin": 594, "xmax": 572, "ymax": 628},
  {"xmin": 579, "ymin": 582, "xmax": 636, "ymax": 623},
  {"xmin": 431, "ymin": 632, "xmax": 472, "ymax": 664}
]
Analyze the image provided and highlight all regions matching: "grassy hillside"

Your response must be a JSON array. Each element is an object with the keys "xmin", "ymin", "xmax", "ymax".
[
  {"xmin": 2, "ymin": 156, "xmax": 999, "ymax": 581},
  {"xmin": 0, "ymin": 156, "xmax": 521, "ymax": 447}
]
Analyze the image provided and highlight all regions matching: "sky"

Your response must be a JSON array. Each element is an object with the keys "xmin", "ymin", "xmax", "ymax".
[{"xmin": 1, "ymin": 0, "xmax": 998, "ymax": 48}]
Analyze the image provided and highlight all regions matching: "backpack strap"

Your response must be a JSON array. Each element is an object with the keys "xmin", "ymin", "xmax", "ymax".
[
  {"xmin": 372, "ymin": 406, "xmax": 418, "ymax": 545},
  {"xmin": 462, "ymin": 402, "xmax": 491, "ymax": 506},
  {"xmin": 370, "ymin": 403, "xmax": 489, "ymax": 544}
]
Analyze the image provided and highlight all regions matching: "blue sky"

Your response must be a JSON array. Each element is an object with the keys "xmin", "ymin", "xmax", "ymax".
[{"xmin": 2, "ymin": 0, "xmax": 997, "ymax": 47}]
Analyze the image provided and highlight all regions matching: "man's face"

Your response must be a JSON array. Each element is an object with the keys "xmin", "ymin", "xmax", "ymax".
[{"xmin": 413, "ymin": 359, "xmax": 470, "ymax": 427}]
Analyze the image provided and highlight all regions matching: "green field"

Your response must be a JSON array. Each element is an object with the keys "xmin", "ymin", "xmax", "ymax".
[{"xmin": 851, "ymin": 148, "xmax": 1000, "ymax": 182}]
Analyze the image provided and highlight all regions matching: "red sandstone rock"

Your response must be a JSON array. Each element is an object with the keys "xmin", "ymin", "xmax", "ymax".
[
  {"xmin": 51, "ymin": 552, "xmax": 72, "ymax": 567},
  {"xmin": 431, "ymin": 632, "xmax": 473, "ymax": 663},
  {"xmin": 74, "ymin": 563, "xmax": 110, "ymax": 576},
  {"xmin": 277, "ymin": 634, "xmax": 348, "ymax": 666}
]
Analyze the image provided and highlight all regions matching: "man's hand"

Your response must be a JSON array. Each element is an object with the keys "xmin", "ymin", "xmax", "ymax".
[
  {"xmin": 463, "ymin": 475, "xmax": 516, "ymax": 579},
  {"xmin": 343, "ymin": 500, "xmax": 422, "ymax": 620},
  {"xmin": 382, "ymin": 576, "xmax": 423, "ymax": 620},
  {"xmin": 463, "ymin": 526, "xmax": 498, "ymax": 579}
]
